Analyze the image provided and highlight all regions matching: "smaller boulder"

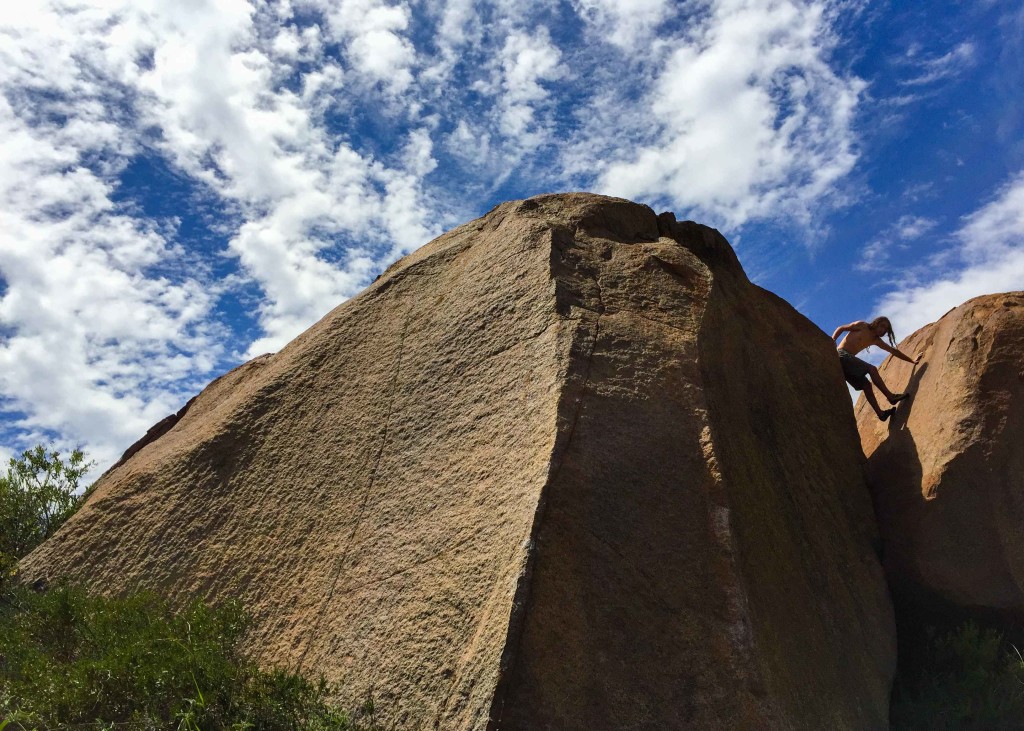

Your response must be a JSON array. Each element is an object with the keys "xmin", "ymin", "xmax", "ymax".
[{"xmin": 856, "ymin": 292, "xmax": 1024, "ymax": 622}]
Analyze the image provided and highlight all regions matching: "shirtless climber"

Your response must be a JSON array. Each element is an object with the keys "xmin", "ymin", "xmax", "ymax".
[{"xmin": 832, "ymin": 316, "xmax": 922, "ymax": 422}]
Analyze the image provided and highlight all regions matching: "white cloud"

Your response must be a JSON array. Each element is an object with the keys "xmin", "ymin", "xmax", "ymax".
[
  {"xmin": 901, "ymin": 41, "xmax": 976, "ymax": 87},
  {"xmin": 432, "ymin": 18, "xmax": 570, "ymax": 189},
  {"xmin": 496, "ymin": 28, "xmax": 565, "ymax": 145},
  {"xmin": 0, "ymin": 0, "xmax": 873, "ymax": 471},
  {"xmin": 0, "ymin": 0, "xmax": 442, "ymax": 468},
  {"xmin": 957, "ymin": 174, "xmax": 1024, "ymax": 258},
  {"xmin": 444, "ymin": 120, "xmax": 494, "ymax": 171},
  {"xmin": 0, "ymin": 91, "xmax": 219, "ymax": 469},
  {"xmin": 437, "ymin": 0, "xmax": 480, "ymax": 49},
  {"xmin": 894, "ymin": 215, "xmax": 937, "ymax": 241},
  {"xmin": 874, "ymin": 171, "xmax": 1024, "ymax": 338},
  {"xmin": 573, "ymin": 0, "xmax": 675, "ymax": 48},
  {"xmin": 579, "ymin": 0, "xmax": 865, "ymax": 229},
  {"xmin": 98, "ymin": 0, "xmax": 439, "ymax": 351},
  {"xmin": 313, "ymin": 0, "xmax": 416, "ymax": 92},
  {"xmin": 857, "ymin": 215, "xmax": 938, "ymax": 271}
]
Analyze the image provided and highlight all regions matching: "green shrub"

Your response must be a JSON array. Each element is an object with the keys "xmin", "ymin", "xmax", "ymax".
[
  {"xmin": 0, "ymin": 584, "xmax": 382, "ymax": 730},
  {"xmin": 0, "ymin": 446, "xmax": 93, "ymax": 580},
  {"xmin": 891, "ymin": 620, "xmax": 1024, "ymax": 730}
]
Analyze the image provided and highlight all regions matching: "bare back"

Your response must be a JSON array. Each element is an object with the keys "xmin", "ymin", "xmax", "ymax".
[{"xmin": 837, "ymin": 322, "xmax": 881, "ymax": 356}]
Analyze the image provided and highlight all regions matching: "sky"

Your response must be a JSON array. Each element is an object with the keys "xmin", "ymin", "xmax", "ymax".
[{"xmin": 0, "ymin": 0, "xmax": 1022, "ymax": 474}]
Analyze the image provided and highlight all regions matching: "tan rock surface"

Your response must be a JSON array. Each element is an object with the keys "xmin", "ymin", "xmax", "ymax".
[
  {"xmin": 23, "ymin": 193, "xmax": 894, "ymax": 729},
  {"xmin": 856, "ymin": 292, "xmax": 1024, "ymax": 620}
]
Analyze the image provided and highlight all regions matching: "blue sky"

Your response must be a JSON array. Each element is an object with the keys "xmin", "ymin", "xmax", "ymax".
[{"xmin": 0, "ymin": 0, "xmax": 1022, "ymax": 473}]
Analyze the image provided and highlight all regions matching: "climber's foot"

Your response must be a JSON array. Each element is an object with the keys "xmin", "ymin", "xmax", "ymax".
[
  {"xmin": 888, "ymin": 392, "xmax": 909, "ymax": 404},
  {"xmin": 880, "ymin": 408, "xmax": 896, "ymax": 422}
]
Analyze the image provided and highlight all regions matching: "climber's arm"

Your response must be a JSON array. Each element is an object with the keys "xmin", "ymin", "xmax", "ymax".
[
  {"xmin": 877, "ymin": 340, "xmax": 921, "ymax": 364},
  {"xmin": 831, "ymin": 321, "xmax": 867, "ymax": 341}
]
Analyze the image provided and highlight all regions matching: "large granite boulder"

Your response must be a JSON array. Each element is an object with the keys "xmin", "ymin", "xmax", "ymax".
[
  {"xmin": 856, "ymin": 292, "xmax": 1024, "ymax": 623},
  {"xmin": 22, "ymin": 193, "xmax": 894, "ymax": 729}
]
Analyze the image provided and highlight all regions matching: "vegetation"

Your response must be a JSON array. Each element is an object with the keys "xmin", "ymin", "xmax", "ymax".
[
  {"xmin": 0, "ymin": 584, "xmax": 384, "ymax": 730},
  {"xmin": 891, "ymin": 620, "xmax": 1024, "ymax": 730},
  {"xmin": 0, "ymin": 445, "xmax": 93, "ymax": 579}
]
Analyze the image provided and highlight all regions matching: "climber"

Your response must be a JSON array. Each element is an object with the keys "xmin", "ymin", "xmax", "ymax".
[{"xmin": 832, "ymin": 316, "xmax": 922, "ymax": 422}]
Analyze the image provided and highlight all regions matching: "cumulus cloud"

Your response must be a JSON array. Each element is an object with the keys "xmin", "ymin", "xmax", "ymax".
[
  {"xmin": 0, "ymin": 0, "xmax": 871, "ymax": 471},
  {"xmin": 496, "ymin": 29, "xmax": 565, "ymax": 145},
  {"xmin": 874, "ymin": 171, "xmax": 1024, "ymax": 338},
  {"xmin": 82, "ymin": 1, "xmax": 435, "ymax": 348},
  {"xmin": 0, "ymin": 7, "xmax": 223, "ymax": 468},
  {"xmin": 575, "ymin": 0, "xmax": 865, "ymax": 228},
  {"xmin": 0, "ymin": 0, "xmax": 441, "ymax": 468},
  {"xmin": 314, "ymin": 0, "xmax": 417, "ymax": 92},
  {"xmin": 573, "ymin": 0, "xmax": 676, "ymax": 48}
]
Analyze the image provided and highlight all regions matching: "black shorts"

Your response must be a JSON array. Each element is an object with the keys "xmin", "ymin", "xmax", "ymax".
[{"xmin": 838, "ymin": 349, "xmax": 871, "ymax": 390}]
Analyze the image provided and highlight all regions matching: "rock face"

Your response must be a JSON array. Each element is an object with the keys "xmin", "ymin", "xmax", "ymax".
[
  {"xmin": 23, "ymin": 194, "xmax": 894, "ymax": 729},
  {"xmin": 856, "ymin": 293, "xmax": 1024, "ymax": 622}
]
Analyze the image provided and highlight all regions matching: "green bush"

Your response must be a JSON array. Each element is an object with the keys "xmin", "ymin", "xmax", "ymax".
[
  {"xmin": 0, "ymin": 446, "xmax": 93, "ymax": 580},
  {"xmin": 0, "ymin": 584, "xmax": 382, "ymax": 730},
  {"xmin": 891, "ymin": 620, "xmax": 1024, "ymax": 730}
]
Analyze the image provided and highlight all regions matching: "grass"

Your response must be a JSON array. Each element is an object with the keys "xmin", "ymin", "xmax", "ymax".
[{"xmin": 0, "ymin": 583, "xmax": 384, "ymax": 731}]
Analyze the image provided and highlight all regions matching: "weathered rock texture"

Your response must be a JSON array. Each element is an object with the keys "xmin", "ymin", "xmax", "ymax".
[
  {"xmin": 23, "ymin": 194, "xmax": 894, "ymax": 730},
  {"xmin": 856, "ymin": 292, "xmax": 1024, "ymax": 622}
]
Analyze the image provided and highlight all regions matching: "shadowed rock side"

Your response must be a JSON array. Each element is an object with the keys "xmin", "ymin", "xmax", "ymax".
[
  {"xmin": 856, "ymin": 292, "xmax": 1024, "ymax": 624},
  {"xmin": 22, "ymin": 193, "xmax": 894, "ymax": 730},
  {"xmin": 490, "ymin": 205, "xmax": 894, "ymax": 730}
]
